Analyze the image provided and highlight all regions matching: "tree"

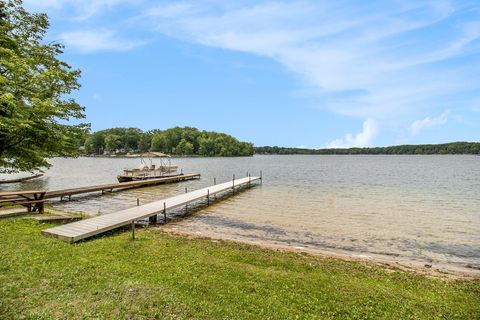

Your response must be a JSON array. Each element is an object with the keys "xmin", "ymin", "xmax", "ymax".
[
  {"xmin": 138, "ymin": 131, "xmax": 152, "ymax": 152},
  {"xmin": 84, "ymin": 133, "xmax": 104, "ymax": 154},
  {"xmin": 80, "ymin": 126, "xmax": 255, "ymax": 157},
  {"xmin": 164, "ymin": 127, "xmax": 182, "ymax": 153},
  {"xmin": 104, "ymin": 134, "xmax": 122, "ymax": 152},
  {"xmin": 0, "ymin": 0, "xmax": 88, "ymax": 173},
  {"xmin": 176, "ymin": 139, "xmax": 193, "ymax": 155},
  {"xmin": 180, "ymin": 126, "xmax": 200, "ymax": 152},
  {"xmin": 150, "ymin": 132, "xmax": 167, "ymax": 152},
  {"xmin": 122, "ymin": 128, "xmax": 141, "ymax": 151},
  {"xmin": 198, "ymin": 137, "xmax": 215, "ymax": 156}
]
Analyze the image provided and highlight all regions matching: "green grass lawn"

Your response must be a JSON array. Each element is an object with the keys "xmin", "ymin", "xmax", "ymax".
[{"xmin": 0, "ymin": 218, "xmax": 479, "ymax": 319}]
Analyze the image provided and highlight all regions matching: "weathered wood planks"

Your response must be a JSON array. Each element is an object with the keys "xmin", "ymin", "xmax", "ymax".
[
  {"xmin": 43, "ymin": 176, "xmax": 261, "ymax": 242},
  {"xmin": 44, "ymin": 173, "xmax": 201, "ymax": 200}
]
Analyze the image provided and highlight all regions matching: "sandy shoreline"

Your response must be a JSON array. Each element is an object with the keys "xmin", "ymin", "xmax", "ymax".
[
  {"xmin": 45, "ymin": 206, "xmax": 480, "ymax": 280},
  {"xmin": 42, "ymin": 205, "xmax": 480, "ymax": 280},
  {"xmin": 161, "ymin": 224, "xmax": 480, "ymax": 280}
]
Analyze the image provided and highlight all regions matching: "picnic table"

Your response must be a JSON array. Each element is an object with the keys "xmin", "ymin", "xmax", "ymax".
[{"xmin": 0, "ymin": 190, "xmax": 46, "ymax": 213}]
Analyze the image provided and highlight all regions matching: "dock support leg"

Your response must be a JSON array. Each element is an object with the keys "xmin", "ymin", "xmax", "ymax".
[
  {"xmin": 163, "ymin": 202, "xmax": 167, "ymax": 224},
  {"xmin": 137, "ymin": 198, "xmax": 139, "ymax": 206},
  {"xmin": 214, "ymin": 178, "xmax": 217, "ymax": 199},
  {"xmin": 207, "ymin": 189, "xmax": 210, "ymax": 205},
  {"xmin": 233, "ymin": 174, "xmax": 235, "ymax": 194},
  {"xmin": 131, "ymin": 221, "xmax": 135, "ymax": 240},
  {"xmin": 149, "ymin": 215, "xmax": 157, "ymax": 224},
  {"xmin": 185, "ymin": 188, "xmax": 188, "ymax": 213},
  {"xmin": 68, "ymin": 195, "xmax": 71, "ymax": 201},
  {"xmin": 260, "ymin": 170, "xmax": 263, "ymax": 184}
]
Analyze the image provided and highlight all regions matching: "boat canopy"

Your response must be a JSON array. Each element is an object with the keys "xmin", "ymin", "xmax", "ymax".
[{"xmin": 141, "ymin": 152, "xmax": 168, "ymax": 158}]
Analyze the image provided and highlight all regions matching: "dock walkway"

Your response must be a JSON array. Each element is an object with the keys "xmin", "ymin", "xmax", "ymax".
[
  {"xmin": 43, "ymin": 176, "xmax": 260, "ymax": 242},
  {"xmin": 45, "ymin": 173, "xmax": 200, "ymax": 201}
]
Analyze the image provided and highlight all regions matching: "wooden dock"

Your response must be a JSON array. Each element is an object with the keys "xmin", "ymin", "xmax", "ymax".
[
  {"xmin": 44, "ymin": 173, "xmax": 201, "ymax": 201},
  {"xmin": 43, "ymin": 176, "xmax": 261, "ymax": 242}
]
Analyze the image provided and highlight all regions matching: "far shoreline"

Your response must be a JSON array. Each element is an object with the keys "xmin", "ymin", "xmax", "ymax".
[{"xmin": 73, "ymin": 153, "xmax": 479, "ymax": 159}]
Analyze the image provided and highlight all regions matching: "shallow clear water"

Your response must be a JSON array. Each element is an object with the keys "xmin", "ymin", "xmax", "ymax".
[{"xmin": 2, "ymin": 155, "xmax": 479, "ymax": 269}]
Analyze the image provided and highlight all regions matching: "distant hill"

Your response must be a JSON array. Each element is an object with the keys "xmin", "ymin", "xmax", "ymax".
[
  {"xmin": 254, "ymin": 142, "xmax": 480, "ymax": 155},
  {"xmin": 80, "ymin": 126, "xmax": 254, "ymax": 157}
]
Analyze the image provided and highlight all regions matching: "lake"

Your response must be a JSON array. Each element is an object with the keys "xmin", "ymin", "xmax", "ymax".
[{"xmin": 2, "ymin": 155, "xmax": 479, "ymax": 271}]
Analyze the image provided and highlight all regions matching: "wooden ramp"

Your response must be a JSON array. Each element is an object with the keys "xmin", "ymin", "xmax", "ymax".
[
  {"xmin": 45, "ymin": 173, "xmax": 200, "ymax": 200},
  {"xmin": 43, "ymin": 176, "xmax": 261, "ymax": 242}
]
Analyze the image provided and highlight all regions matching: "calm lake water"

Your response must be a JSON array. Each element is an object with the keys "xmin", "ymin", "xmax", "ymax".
[{"xmin": 3, "ymin": 155, "xmax": 480, "ymax": 271}]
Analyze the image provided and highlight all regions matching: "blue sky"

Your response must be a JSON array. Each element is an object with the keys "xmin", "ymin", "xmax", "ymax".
[{"xmin": 25, "ymin": 0, "xmax": 480, "ymax": 148}]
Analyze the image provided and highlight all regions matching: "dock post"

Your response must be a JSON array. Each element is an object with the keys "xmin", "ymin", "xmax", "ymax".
[
  {"xmin": 185, "ymin": 187, "xmax": 188, "ymax": 213},
  {"xmin": 131, "ymin": 221, "xmax": 135, "ymax": 240},
  {"xmin": 163, "ymin": 202, "xmax": 167, "ymax": 224},
  {"xmin": 260, "ymin": 170, "xmax": 263, "ymax": 184},
  {"xmin": 149, "ymin": 214, "xmax": 157, "ymax": 224},
  {"xmin": 214, "ymin": 178, "xmax": 217, "ymax": 199},
  {"xmin": 137, "ymin": 198, "xmax": 139, "ymax": 206},
  {"xmin": 248, "ymin": 173, "xmax": 251, "ymax": 188},
  {"xmin": 207, "ymin": 189, "xmax": 210, "ymax": 205},
  {"xmin": 233, "ymin": 174, "xmax": 235, "ymax": 194}
]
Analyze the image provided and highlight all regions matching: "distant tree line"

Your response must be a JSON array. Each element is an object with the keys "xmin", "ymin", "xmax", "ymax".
[
  {"xmin": 254, "ymin": 142, "xmax": 480, "ymax": 155},
  {"xmin": 81, "ymin": 127, "xmax": 254, "ymax": 157}
]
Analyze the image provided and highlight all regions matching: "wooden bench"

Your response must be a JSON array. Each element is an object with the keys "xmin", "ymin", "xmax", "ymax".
[{"xmin": 0, "ymin": 190, "xmax": 46, "ymax": 213}]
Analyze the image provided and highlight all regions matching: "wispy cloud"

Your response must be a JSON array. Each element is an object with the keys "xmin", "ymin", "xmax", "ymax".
[
  {"xmin": 409, "ymin": 109, "xmax": 450, "ymax": 135},
  {"xmin": 24, "ymin": 0, "xmax": 480, "ymax": 144},
  {"xmin": 58, "ymin": 30, "xmax": 145, "ymax": 53},
  {"xmin": 141, "ymin": 1, "xmax": 479, "ymax": 121},
  {"xmin": 326, "ymin": 118, "xmax": 379, "ymax": 148},
  {"xmin": 24, "ymin": 0, "xmax": 140, "ymax": 20}
]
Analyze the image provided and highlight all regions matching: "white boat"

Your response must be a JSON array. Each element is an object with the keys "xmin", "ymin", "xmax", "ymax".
[{"xmin": 117, "ymin": 155, "xmax": 181, "ymax": 183}]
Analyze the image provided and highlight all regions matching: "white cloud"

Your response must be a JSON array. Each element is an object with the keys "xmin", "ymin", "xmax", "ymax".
[
  {"xmin": 58, "ymin": 30, "xmax": 145, "ymax": 53},
  {"xmin": 23, "ymin": 0, "xmax": 480, "ymax": 138},
  {"xmin": 141, "ymin": 1, "xmax": 479, "ymax": 120},
  {"xmin": 409, "ymin": 110, "xmax": 450, "ymax": 135},
  {"xmin": 326, "ymin": 118, "xmax": 379, "ymax": 148}
]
